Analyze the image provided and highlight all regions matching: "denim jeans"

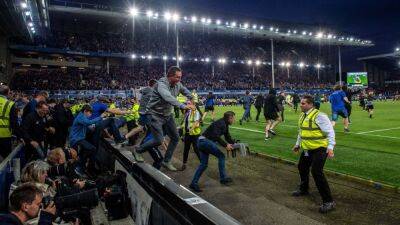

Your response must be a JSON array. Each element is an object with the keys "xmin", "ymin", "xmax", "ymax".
[
  {"xmin": 114, "ymin": 117, "xmax": 127, "ymax": 129},
  {"xmin": 91, "ymin": 118, "xmax": 124, "ymax": 147},
  {"xmin": 73, "ymin": 139, "xmax": 97, "ymax": 171},
  {"xmin": 137, "ymin": 114, "xmax": 179, "ymax": 163},
  {"xmin": 191, "ymin": 138, "xmax": 227, "ymax": 185},
  {"xmin": 242, "ymin": 107, "xmax": 251, "ymax": 121}
]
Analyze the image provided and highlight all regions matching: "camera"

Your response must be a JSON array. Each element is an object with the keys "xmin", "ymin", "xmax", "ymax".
[
  {"xmin": 41, "ymin": 195, "xmax": 53, "ymax": 209},
  {"xmin": 47, "ymin": 162, "xmax": 77, "ymax": 179},
  {"xmin": 228, "ymin": 142, "xmax": 249, "ymax": 158}
]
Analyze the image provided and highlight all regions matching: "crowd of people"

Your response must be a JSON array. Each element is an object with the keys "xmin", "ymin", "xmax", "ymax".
[
  {"xmin": 10, "ymin": 65, "xmax": 335, "ymax": 91},
  {"xmin": 1, "ymin": 64, "xmax": 384, "ymax": 225}
]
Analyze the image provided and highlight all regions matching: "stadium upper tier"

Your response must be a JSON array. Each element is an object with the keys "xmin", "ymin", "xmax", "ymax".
[
  {"xmin": 10, "ymin": 64, "xmax": 335, "ymax": 91},
  {"xmin": 48, "ymin": 0, "xmax": 373, "ymax": 47}
]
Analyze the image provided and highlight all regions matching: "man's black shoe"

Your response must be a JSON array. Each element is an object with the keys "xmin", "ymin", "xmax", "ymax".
[
  {"xmin": 319, "ymin": 201, "xmax": 336, "ymax": 213},
  {"xmin": 189, "ymin": 184, "xmax": 202, "ymax": 193},
  {"xmin": 220, "ymin": 177, "xmax": 233, "ymax": 185},
  {"xmin": 292, "ymin": 189, "xmax": 309, "ymax": 197}
]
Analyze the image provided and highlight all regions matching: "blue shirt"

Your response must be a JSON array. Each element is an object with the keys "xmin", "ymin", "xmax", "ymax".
[
  {"xmin": 69, "ymin": 112, "xmax": 102, "ymax": 147},
  {"xmin": 329, "ymin": 90, "xmax": 346, "ymax": 111},
  {"xmin": 242, "ymin": 95, "xmax": 253, "ymax": 109},
  {"xmin": 90, "ymin": 101, "xmax": 108, "ymax": 119}
]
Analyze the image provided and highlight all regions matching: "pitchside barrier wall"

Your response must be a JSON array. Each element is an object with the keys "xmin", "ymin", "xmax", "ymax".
[{"xmin": 0, "ymin": 141, "xmax": 242, "ymax": 225}]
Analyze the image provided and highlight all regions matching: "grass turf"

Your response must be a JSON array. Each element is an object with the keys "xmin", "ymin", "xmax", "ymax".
[{"xmin": 197, "ymin": 101, "xmax": 400, "ymax": 187}]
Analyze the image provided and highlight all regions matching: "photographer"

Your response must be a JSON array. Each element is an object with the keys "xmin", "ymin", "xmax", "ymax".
[
  {"xmin": 10, "ymin": 160, "xmax": 56, "ymax": 198},
  {"xmin": 0, "ymin": 183, "xmax": 55, "ymax": 225},
  {"xmin": 47, "ymin": 148, "xmax": 82, "ymax": 182},
  {"xmin": 189, "ymin": 111, "xmax": 236, "ymax": 192}
]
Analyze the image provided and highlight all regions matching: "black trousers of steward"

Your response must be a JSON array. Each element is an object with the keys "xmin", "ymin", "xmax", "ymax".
[{"xmin": 298, "ymin": 147, "xmax": 333, "ymax": 203}]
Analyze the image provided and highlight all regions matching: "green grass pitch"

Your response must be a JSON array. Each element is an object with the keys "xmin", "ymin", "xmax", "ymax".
[{"xmin": 199, "ymin": 101, "xmax": 400, "ymax": 187}]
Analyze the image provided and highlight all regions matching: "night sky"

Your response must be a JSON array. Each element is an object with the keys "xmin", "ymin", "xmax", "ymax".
[
  {"xmin": 156, "ymin": 0, "xmax": 400, "ymax": 69},
  {"xmin": 63, "ymin": 0, "xmax": 400, "ymax": 70}
]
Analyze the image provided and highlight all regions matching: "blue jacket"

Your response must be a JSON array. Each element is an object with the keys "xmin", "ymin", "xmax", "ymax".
[{"xmin": 69, "ymin": 112, "xmax": 101, "ymax": 147}]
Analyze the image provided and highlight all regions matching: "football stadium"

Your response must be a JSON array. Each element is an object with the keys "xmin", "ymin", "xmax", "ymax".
[{"xmin": 0, "ymin": 0, "xmax": 399, "ymax": 225}]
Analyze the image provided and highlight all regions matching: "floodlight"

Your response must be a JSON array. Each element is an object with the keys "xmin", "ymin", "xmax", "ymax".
[{"xmin": 129, "ymin": 7, "xmax": 138, "ymax": 17}]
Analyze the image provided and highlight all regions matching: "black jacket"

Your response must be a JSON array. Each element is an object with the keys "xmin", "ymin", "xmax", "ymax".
[
  {"xmin": 21, "ymin": 111, "xmax": 50, "ymax": 144},
  {"xmin": 53, "ymin": 104, "xmax": 74, "ymax": 132},
  {"xmin": 264, "ymin": 94, "xmax": 279, "ymax": 113},
  {"xmin": 254, "ymin": 95, "xmax": 264, "ymax": 108},
  {"xmin": 202, "ymin": 118, "xmax": 235, "ymax": 147},
  {"xmin": 0, "ymin": 211, "xmax": 53, "ymax": 225}
]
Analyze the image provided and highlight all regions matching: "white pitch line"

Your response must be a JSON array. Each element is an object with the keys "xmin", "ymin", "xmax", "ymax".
[
  {"xmin": 356, "ymin": 127, "xmax": 400, "ymax": 134},
  {"xmin": 228, "ymin": 125, "xmax": 400, "ymax": 140},
  {"xmin": 354, "ymin": 133, "xmax": 400, "ymax": 140}
]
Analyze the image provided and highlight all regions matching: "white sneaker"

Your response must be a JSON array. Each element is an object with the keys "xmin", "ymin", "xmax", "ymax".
[{"xmin": 162, "ymin": 161, "xmax": 177, "ymax": 171}]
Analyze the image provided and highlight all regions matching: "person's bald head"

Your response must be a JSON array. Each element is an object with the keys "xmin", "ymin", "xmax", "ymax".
[{"xmin": 0, "ymin": 85, "xmax": 10, "ymax": 96}]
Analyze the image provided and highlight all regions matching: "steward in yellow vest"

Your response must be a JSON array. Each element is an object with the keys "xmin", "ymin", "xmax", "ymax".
[
  {"xmin": 191, "ymin": 89, "xmax": 203, "ymax": 120},
  {"xmin": 292, "ymin": 95, "xmax": 336, "ymax": 214},
  {"xmin": 70, "ymin": 103, "xmax": 84, "ymax": 117},
  {"xmin": 123, "ymin": 99, "xmax": 140, "ymax": 145},
  {"xmin": 181, "ymin": 108, "xmax": 201, "ymax": 171},
  {"xmin": 0, "ymin": 85, "xmax": 18, "ymax": 159}
]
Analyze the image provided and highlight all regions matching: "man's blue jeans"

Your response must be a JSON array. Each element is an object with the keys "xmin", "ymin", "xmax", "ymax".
[
  {"xmin": 137, "ymin": 114, "xmax": 179, "ymax": 163},
  {"xmin": 191, "ymin": 138, "xmax": 227, "ymax": 185},
  {"xmin": 242, "ymin": 106, "xmax": 251, "ymax": 121}
]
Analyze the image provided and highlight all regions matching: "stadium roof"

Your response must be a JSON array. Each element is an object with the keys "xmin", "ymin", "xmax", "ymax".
[
  {"xmin": 358, "ymin": 50, "xmax": 400, "ymax": 72},
  {"xmin": 48, "ymin": 1, "xmax": 373, "ymax": 47},
  {"xmin": 0, "ymin": 0, "xmax": 50, "ymax": 40}
]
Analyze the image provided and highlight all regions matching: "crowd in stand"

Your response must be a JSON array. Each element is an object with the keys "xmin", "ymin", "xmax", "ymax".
[
  {"xmin": 10, "ymin": 26, "xmax": 340, "ymax": 91},
  {"xmin": 11, "ymin": 65, "xmax": 334, "ymax": 91}
]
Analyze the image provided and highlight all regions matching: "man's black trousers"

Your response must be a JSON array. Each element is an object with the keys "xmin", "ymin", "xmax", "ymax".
[{"xmin": 298, "ymin": 147, "xmax": 333, "ymax": 203}]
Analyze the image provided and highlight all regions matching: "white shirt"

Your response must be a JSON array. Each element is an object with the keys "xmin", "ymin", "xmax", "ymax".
[{"xmin": 296, "ymin": 108, "xmax": 336, "ymax": 150}]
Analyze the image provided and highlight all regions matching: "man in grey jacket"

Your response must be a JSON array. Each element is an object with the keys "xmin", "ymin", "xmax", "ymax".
[{"xmin": 135, "ymin": 66, "xmax": 195, "ymax": 171}]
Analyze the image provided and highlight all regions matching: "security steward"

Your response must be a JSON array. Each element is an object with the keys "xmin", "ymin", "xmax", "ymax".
[
  {"xmin": 0, "ymin": 85, "xmax": 18, "ymax": 160},
  {"xmin": 191, "ymin": 89, "xmax": 203, "ymax": 119},
  {"xmin": 175, "ymin": 93, "xmax": 187, "ymax": 118},
  {"xmin": 292, "ymin": 95, "xmax": 336, "ymax": 213}
]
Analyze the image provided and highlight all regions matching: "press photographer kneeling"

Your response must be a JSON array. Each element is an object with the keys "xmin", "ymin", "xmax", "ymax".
[{"xmin": 0, "ymin": 183, "xmax": 56, "ymax": 225}]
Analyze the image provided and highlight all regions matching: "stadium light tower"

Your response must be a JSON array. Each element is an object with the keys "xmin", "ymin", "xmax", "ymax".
[
  {"xmin": 191, "ymin": 16, "xmax": 197, "ymax": 23},
  {"xmin": 299, "ymin": 62, "xmax": 305, "ymax": 77},
  {"xmin": 129, "ymin": 7, "xmax": 138, "ymax": 17},
  {"xmin": 146, "ymin": 10, "xmax": 153, "ymax": 18},
  {"xmin": 131, "ymin": 54, "xmax": 136, "ymax": 59},
  {"xmin": 285, "ymin": 62, "xmax": 291, "ymax": 78},
  {"xmin": 396, "ymin": 47, "xmax": 400, "ymax": 52},
  {"xmin": 172, "ymin": 13, "xmax": 180, "ymax": 22},
  {"xmin": 315, "ymin": 63, "xmax": 322, "ymax": 80},
  {"xmin": 164, "ymin": 11, "xmax": 172, "ymax": 21},
  {"xmin": 163, "ymin": 55, "xmax": 168, "ymax": 76},
  {"xmin": 21, "ymin": 1, "xmax": 27, "ymax": 9}
]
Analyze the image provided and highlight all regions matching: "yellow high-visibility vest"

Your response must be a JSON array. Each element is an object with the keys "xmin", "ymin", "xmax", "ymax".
[
  {"xmin": 192, "ymin": 92, "xmax": 199, "ymax": 103},
  {"xmin": 177, "ymin": 94, "xmax": 187, "ymax": 103},
  {"xmin": 298, "ymin": 108, "xmax": 328, "ymax": 150},
  {"xmin": 0, "ymin": 96, "xmax": 14, "ymax": 138},
  {"xmin": 185, "ymin": 110, "xmax": 201, "ymax": 136},
  {"xmin": 124, "ymin": 104, "xmax": 140, "ymax": 122},
  {"xmin": 71, "ymin": 103, "xmax": 83, "ymax": 116}
]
